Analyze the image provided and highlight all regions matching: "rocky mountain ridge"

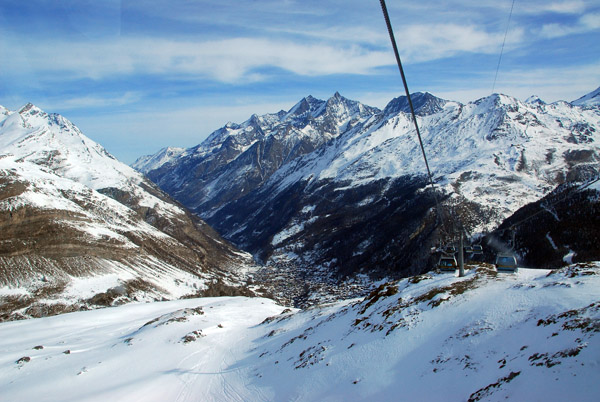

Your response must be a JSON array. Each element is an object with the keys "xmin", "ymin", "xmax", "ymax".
[
  {"xmin": 572, "ymin": 85, "xmax": 600, "ymax": 107},
  {"xmin": 133, "ymin": 92, "xmax": 380, "ymax": 218},
  {"xmin": 488, "ymin": 177, "xmax": 600, "ymax": 269},
  {"xmin": 137, "ymin": 89, "xmax": 600, "ymax": 285}
]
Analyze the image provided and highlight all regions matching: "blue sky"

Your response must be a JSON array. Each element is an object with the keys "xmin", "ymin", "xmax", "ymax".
[{"xmin": 1, "ymin": 0, "xmax": 599, "ymax": 163}]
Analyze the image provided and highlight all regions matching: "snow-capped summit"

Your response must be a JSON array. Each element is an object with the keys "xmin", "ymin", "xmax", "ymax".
[
  {"xmin": 0, "ymin": 103, "xmax": 133, "ymax": 191},
  {"xmin": 17, "ymin": 102, "xmax": 47, "ymax": 122},
  {"xmin": 572, "ymin": 86, "xmax": 600, "ymax": 107},
  {"xmin": 322, "ymin": 91, "xmax": 379, "ymax": 127},
  {"xmin": 132, "ymin": 146, "xmax": 185, "ymax": 174},
  {"xmin": 525, "ymin": 95, "xmax": 545, "ymax": 105},
  {"xmin": 285, "ymin": 95, "xmax": 326, "ymax": 119}
]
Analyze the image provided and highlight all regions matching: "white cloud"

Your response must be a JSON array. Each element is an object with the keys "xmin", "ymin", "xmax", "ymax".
[
  {"xmin": 255, "ymin": 25, "xmax": 388, "ymax": 46},
  {"xmin": 539, "ymin": 12, "xmax": 600, "ymax": 38},
  {"xmin": 52, "ymin": 92, "xmax": 143, "ymax": 109},
  {"xmin": 580, "ymin": 12, "xmax": 600, "ymax": 29},
  {"xmin": 396, "ymin": 24, "xmax": 524, "ymax": 62},
  {"xmin": 1, "ymin": 18, "xmax": 528, "ymax": 85},
  {"xmin": 514, "ymin": 0, "xmax": 587, "ymax": 15},
  {"xmin": 1, "ymin": 36, "xmax": 393, "ymax": 83},
  {"xmin": 544, "ymin": 1, "xmax": 587, "ymax": 14}
]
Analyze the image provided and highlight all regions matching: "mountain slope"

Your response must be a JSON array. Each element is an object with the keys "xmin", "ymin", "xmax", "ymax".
[
  {"xmin": 1, "ymin": 263, "xmax": 598, "ymax": 401},
  {"xmin": 0, "ymin": 104, "xmax": 255, "ymax": 320},
  {"xmin": 487, "ymin": 177, "xmax": 600, "ymax": 268}
]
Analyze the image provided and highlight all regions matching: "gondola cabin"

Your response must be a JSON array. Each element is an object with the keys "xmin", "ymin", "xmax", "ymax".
[
  {"xmin": 438, "ymin": 255, "xmax": 457, "ymax": 272},
  {"xmin": 470, "ymin": 244, "xmax": 484, "ymax": 261},
  {"xmin": 495, "ymin": 253, "xmax": 518, "ymax": 272},
  {"xmin": 444, "ymin": 245, "xmax": 457, "ymax": 255}
]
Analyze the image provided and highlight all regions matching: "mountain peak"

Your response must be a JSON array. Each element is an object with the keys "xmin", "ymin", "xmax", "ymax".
[
  {"xmin": 132, "ymin": 146, "xmax": 186, "ymax": 173},
  {"xmin": 326, "ymin": 91, "xmax": 347, "ymax": 105},
  {"xmin": 384, "ymin": 92, "xmax": 448, "ymax": 116},
  {"xmin": 0, "ymin": 104, "xmax": 137, "ymax": 190},
  {"xmin": 19, "ymin": 102, "xmax": 37, "ymax": 112},
  {"xmin": 286, "ymin": 95, "xmax": 326, "ymax": 119},
  {"xmin": 473, "ymin": 93, "xmax": 518, "ymax": 111},
  {"xmin": 18, "ymin": 102, "xmax": 46, "ymax": 118},
  {"xmin": 525, "ymin": 95, "xmax": 545, "ymax": 105},
  {"xmin": 572, "ymin": 86, "xmax": 600, "ymax": 107}
]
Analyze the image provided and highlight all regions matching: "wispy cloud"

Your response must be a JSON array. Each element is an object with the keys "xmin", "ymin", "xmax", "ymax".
[
  {"xmin": 396, "ymin": 24, "xmax": 525, "ymax": 62},
  {"xmin": 537, "ymin": 1, "xmax": 587, "ymax": 14},
  {"xmin": 52, "ymin": 92, "xmax": 143, "ymax": 110},
  {"xmin": 0, "ymin": 36, "xmax": 392, "ymax": 83},
  {"xmin": 539, "ymin": 12, "xmax": 600, "ymax": 38},
  {"xmin": 2, "ymin": 20, "xmax": 527, "ymax": 85},
  {"xmin": 438, "ymin": 62, "xmax": 600, "ymax": 103}
]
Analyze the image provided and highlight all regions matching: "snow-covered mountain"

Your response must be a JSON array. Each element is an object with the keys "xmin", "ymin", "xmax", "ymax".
[
  {"xmin": 137, "ymin": 89, "xmax": 599, "ymax": 284},
  {"xmin": 131, "ymin": 146, "xmax": 186, "ymax": 175},
  {"xmin": 2, "ymin": 262, "xmax": 599, "ymax": 401},
  {"xmin": 0, "ymin": 104, "xmax": 256, "ymax": 320},
  {"xmin": 266, "ymin": 92, "xmax": 599, "ymax": 221},
  {"xmin": 572, "ymin": 86, "xmax": 600, "ymax": 107},
  {"xmin": 133, "ymin": 92, "xmax": 380, "ymax": 218}
]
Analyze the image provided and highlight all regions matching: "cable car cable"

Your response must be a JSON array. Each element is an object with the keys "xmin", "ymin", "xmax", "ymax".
[
  {"xmin": 492, "ymin": 0, "xmax": 516, "ymax": 94},
  {"xmin": 378, "ymin": 0, "xmax": 455, "ymax": 249},
  {"xmin": 378, "ymin": 0, "xmax": 439, "ymax": 210}
]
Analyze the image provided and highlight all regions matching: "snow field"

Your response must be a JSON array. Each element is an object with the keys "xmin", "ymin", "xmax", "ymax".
[
  {"xmin": 1, "ymin": 264, "xmax": 599, "ymax": 401},
  {"xmin": 0, "ymin": 297, "xmax": 287, "ymax": 402}
]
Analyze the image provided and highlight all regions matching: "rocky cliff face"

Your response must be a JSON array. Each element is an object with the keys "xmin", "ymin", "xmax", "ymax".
[{"xmin": 0, "ymin": 104, "xmax": 256, "ymax": 321}]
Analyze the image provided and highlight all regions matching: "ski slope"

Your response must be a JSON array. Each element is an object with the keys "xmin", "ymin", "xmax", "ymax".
[{"xmin": 2, "ymin": 263, "xmax": 599, "ymax": 401}]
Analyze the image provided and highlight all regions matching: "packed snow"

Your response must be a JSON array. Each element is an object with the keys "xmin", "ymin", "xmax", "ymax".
[{"xmin": 2, "ymin": 263, "xmax": 599, "ymax": 401}]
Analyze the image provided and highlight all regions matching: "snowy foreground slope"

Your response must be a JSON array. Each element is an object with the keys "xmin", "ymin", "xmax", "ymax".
[{"xmin": 2, "ymin": 263, "xmax": 599, "ymax": 401}]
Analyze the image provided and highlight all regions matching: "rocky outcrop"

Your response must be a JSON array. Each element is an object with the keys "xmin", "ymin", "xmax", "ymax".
[{"xmin": 488, "ymin": 179, "xmax": 600, "ymax": 268}]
